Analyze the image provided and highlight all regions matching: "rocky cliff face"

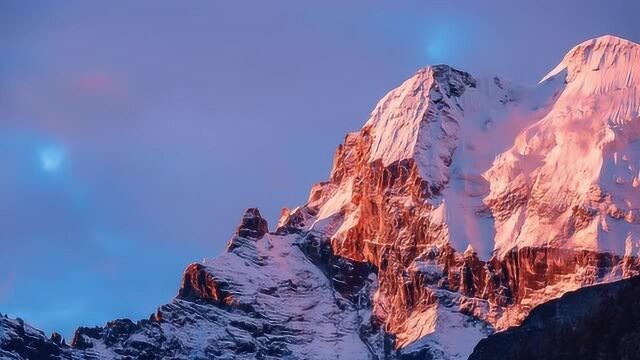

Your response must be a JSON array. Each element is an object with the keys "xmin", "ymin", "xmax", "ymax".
[{"xmin": 2, "ymin": 35, "xmax": 640, "ymax": 360}]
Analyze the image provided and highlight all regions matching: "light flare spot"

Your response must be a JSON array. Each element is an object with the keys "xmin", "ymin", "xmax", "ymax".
[{"xmin": 39, "ymin": 146, "xmax": 65, "ymax": 172}]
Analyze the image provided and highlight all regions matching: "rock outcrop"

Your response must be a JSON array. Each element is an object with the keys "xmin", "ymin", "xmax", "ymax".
[{"xmin": 0, "ymin": 314, "xmax": 72, "ymax": 360}]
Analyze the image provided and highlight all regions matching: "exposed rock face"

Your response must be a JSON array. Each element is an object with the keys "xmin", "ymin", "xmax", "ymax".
[
  {"xmin": 469, "ymin": 276, "xmax": 640, "ymax": 360},
  {"xmin": 2, "ymin": 35, "xmax": 640, "ymax": 360},
  {"xmin": 177, "ymin": 263, "xmax": 227, "ymax": 303},
  {"xmin": 233, "ymin": 208, "xmax": 269, "ymax": 240},
  {"xmin": 178, "ymin": 209, "xmax": 271, "ymax": 304},
  {"xmin": 0, "ymin": 314, "xmax": 72, "ymax": 360}
]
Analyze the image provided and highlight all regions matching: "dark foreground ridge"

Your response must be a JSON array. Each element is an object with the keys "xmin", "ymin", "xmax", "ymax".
[{"xmin": 469, "ymin": 276, "xmax": 640, "ymax": 360}]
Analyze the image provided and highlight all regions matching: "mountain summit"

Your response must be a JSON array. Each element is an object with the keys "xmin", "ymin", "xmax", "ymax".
[
  {"xmin": 2, "ymin": 35, "xmax": 640, "ymax": 360},
  {"xmin": 541, "ymin": 35, "xmax": 639, "ymax": 89}
]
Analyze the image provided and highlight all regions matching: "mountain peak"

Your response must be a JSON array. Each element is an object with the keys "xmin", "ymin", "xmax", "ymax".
[
  {"xmin": 574, "ymin": 34, "xmax": 638, "ymax": 50},
  {"xmin": 362, "ymin": 64, "xmax": 478, "ymax": 187},
  {"xmin": 541, "ymin": 35, "xmax": 639, "ymax": 89},
  {"xmin": 234, "ymin": 208, "xmax": 269, "ymax": 239},
  {"xmin": 560, "ymin": 34, "xmax": 638, "ymax": 66}
]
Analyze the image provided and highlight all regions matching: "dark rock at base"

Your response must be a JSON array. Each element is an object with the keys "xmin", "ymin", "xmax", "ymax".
[
  {"xmin": 469, "ymin": 276, "xmax": 640, "ymax": 360},
  {"xmin": 0, "ymin": 316, "xmax": 69, "ymax": 360}
]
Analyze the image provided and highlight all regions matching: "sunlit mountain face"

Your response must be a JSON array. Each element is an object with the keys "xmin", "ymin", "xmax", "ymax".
[{"xmin": 2, "ymin": 34, "xmax": 640, "ymax": 360}]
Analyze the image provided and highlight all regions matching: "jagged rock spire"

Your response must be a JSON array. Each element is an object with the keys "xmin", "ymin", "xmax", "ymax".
[{"xmin": 234, "ymin": 208, "xmax": 269, "ymax": 239}]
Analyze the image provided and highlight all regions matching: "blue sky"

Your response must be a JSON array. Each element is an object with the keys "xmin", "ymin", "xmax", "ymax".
[{"xmin": 1, "ymin": 0, "xmax": 638, "ymax": 338}]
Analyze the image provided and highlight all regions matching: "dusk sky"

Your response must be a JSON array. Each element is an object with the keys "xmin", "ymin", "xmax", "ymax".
[{"xmin": 1, "ymin": 1, "xmax": 639, "ymax": 338}]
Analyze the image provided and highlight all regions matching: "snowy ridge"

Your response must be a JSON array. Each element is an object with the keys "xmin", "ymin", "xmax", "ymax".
[
  {"xmin": 199, "ymin": 231, "xmax": 370, "ymax": 358},
  {"xmin": 487, "ymin": 35, "xmax": 640, "ymax": 257},
  {"xmin": 541, "ymin": 35, "xmax": 639, "ymax": 95}
]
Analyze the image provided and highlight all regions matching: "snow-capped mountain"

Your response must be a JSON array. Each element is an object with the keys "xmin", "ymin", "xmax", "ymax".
[{"xmin": 2, "ymin": 35, "xmax": 640, "ymax": 360}]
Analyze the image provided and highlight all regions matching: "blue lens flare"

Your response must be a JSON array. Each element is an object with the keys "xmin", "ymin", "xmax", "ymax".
[{"xmin": 39, "ymin": 145, "xmax": 65, "ymax": 172}]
